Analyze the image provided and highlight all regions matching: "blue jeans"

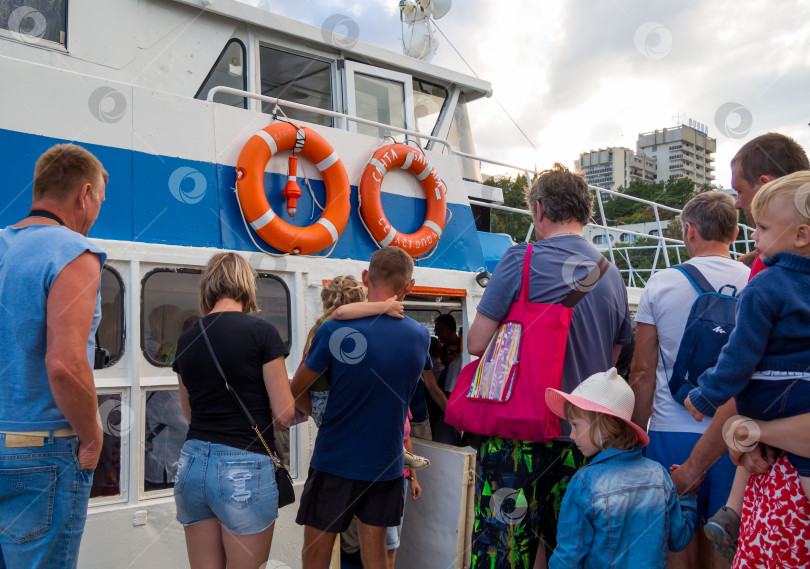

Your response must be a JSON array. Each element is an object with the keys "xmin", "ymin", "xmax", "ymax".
[
  {"xmin": 174, "ymin": 440, "xmax": 279, "ymax": 535},
  {"xmin": 0, "ymin": 434, "xmax": 93, "ymax": 569}
]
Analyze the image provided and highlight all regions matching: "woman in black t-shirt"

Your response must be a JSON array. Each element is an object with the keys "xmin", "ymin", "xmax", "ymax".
[{"xmin": 172, "ymin": 252, "xmax": 293, "ymax": 569}]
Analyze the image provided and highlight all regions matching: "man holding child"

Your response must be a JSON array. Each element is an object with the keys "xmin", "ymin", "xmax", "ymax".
[{"xmin": 291, "ymin": 246, "xmax": 432, "ymax": 569}]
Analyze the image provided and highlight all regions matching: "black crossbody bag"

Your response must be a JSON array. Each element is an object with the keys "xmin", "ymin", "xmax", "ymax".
[{"xmin": 199, "ymin": 320, "xmax": 295, "ymax": 508}]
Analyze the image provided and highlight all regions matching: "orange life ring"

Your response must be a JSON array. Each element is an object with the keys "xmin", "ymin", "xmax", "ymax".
[
  {"xmin": 235, "ymin": 123, "xmax": 350, "ymax": 255},
  {"xmin": 359, "ymin": 144, "xmax": 447, "ymax": 257}
]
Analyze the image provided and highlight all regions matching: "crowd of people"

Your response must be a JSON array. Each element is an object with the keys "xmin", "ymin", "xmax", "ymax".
[{"xmin": 2, "ymin": 130, "xmax": 810, "ymax": 569}]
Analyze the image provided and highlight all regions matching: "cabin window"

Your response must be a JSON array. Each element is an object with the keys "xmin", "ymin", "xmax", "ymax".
[
  {"xmin": 413, "ymin": 80, "xmax": 448, "ymax": 137},
  {"xmin": 143, "ymin": 388, "xmax": 188, "ymax": 493},
  {"xmin": 344, "ymin": 61, "xmax": 415, "ymax": 140},
  {"xmin": 446, "ymin": 92, "xmax": 482, "ymax": 182},
  {"xmin": 97, "ymin": 265, "xmax": 125, "ymax": 368},
  {"xmin": 404, "ymin": 309, "xmax": 442, "ymax": 334},
  {"xmin": 141, "ymin": 269, "xmax": 291, "ymax": 367},
  {"xmin": 0, "ymin": 0, "xmax": 66, "ymax": 46},
  {"xmin": 195, "ymin": 39, "xmax": 248, "ymax": 108},
  {"xmin": 92, "ymin": 392, "xmax": 129, "ymax": 502},
  {"xmin": 259, "ymin": 47, "xmax": 333, "ymax": 127}
]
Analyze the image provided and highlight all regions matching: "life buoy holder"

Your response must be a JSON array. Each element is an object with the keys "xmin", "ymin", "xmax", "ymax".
[
  {"xmin": 359, "ymin": 144, "xmax": 447, "ymax": 258},
  {"xmin": 235, "ymin": 123, "xmax": 351, "ymax": 255}
]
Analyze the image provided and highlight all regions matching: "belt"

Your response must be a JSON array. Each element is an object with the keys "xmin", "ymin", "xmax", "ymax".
[{"xmin": 0, "ymin": 428, "xmax": 77, "ymax": 448}]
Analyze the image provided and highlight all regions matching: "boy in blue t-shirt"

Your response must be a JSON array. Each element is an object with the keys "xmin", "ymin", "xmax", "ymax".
[{"xmin": 291, "ymin": 246, "xmax": 432, "ymax": 569}]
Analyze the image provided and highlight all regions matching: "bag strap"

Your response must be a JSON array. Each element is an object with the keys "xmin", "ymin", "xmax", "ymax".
[
  {"xmin": 519, "ymin": 243, "xmax": 533, "ymax": 302},
  {"xmin": 560, "ymin": 256, "xmax": 611, "ymax": 308},
  {"xmin": 198, "ymin": 319, "xmax": 282, "ymax": 470},
  {"xmin": 673, "ymin": 263, "xmax": 715, "ymax": 294}
]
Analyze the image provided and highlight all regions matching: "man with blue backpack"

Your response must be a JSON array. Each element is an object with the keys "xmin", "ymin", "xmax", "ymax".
[{"xmin": 630, "ymin": 192, "xmax": 749, "ymax": 569}]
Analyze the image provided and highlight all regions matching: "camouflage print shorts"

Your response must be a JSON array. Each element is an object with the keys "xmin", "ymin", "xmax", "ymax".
[{"xmin": 470, "ymin": 437, "xmax": 587, "ymax": 569}]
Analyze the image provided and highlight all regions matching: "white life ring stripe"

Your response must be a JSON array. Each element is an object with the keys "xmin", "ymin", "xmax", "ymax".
[
  {"xmin": 295, "ymin": 129, "xmax": 306, "ymax": 150},
  {"xmin": 250, "ymin": 208, "xmax": 277, "ymax": 231},
  {"xmin": 369, "ymin": 158, "xmax": 387, "ymax": 178},
  {"xmin": 416, "ymin": 165, "xmax": 433, "ymax": 182},
  {"xmin": 379, "ymin": 227, "xmax": 398, "ymax": 247},
  {"xmin": 423, "ymin": 220, "xmax": 443, "ymax": 237},
  {"xmin": 316, "ymin": 217, "xmax": 339, "ymax": 244},
  {"xmin": 256, "ymin": 130, "xmax": 278, "ymax": 156},
  {"xmin": 316, "ymin": 152, "xmax": 340, "ymax": 172},
  {"xmin": 401, "ymin": 152, "xmax": 414, "ymax": 170}
]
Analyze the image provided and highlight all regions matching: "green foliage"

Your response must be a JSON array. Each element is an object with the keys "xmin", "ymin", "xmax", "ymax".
[
  {"xmin": 597, "ymin": 178, "xmax": 707, "ymax": 225},
  {"xmin": 609, "ymin": 237, "xmax": 688, "ymax": 286},
  {"xmin": 487, "ymin": 175, "xmax": 533, "ymax": 243}
]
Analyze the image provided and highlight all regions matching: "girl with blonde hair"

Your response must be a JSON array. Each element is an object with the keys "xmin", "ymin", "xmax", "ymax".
[{"xmin": 301, "ymin": 274, "xmax": 402, "ymax": 424}]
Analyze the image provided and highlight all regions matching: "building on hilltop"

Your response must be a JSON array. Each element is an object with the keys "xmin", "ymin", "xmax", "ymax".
[
  {"xmin": 636, "ymin": 123, "xmax": 716, "ymax": 187},
  {"xmin": 575, "ymin": 147, "xmax": 657, "ymax": 192},
  {"xmin": 576, "ymin": 123, "xmax": 716, "ymax": 191}
]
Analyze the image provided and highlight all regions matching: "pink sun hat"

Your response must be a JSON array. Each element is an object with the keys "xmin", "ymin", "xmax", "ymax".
[{"xmin": 545, "ymin": 367, "xmax": 649, "ymax": 447}]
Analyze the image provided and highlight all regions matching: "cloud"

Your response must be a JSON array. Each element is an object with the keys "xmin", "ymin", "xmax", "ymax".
[{"xmin": 239, "ymin": 0, "xmax": 810, "ymax": 189}]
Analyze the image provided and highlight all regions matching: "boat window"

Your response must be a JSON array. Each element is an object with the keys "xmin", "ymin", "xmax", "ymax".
[
  {"xmin": 413, "ymin": 79, "xmax": 447, "ymax": 134},
  {"xmin": 0, "ymin": 1, "xmax": 66, "ymax": 46},
  {"xmin": 256, "ymin": 274, "xmax": 292, "ymax": 346},
  {"xmin": 345, "ymin": 61, "xmax": 414, "ymax": 140},
  {"xmin": 142, "ymin": 269, "xmax": 292, "ymax": 367},
  {"xmin": 446, "ymin": 92, "xmax": 483, "ymax": 182},
  {"xmin": 141, "ymin": 269, "xmax": 202, "ymax": 367},
  {"xmin": 143, "ymin": 389, "xmax": 189, "ymax": 493},
  {"xmin": 97, "ymin": 266, "xmax": 125, "ymax": 368},
  {"xmin": 195, "ymin": 39, "xmax": 247, "ymax": 108},
  {"xmin": 412, "ymin": 80, "xmax": 448, "ymax": 137},
  {"xmin": 404, "ymin": 309, "xmax": 442, "ymax": 334},
  {"xmin": 259, "ymin": 47, "xmax": 333, "ymax": 127},
  {"xmin": 92, "ymin": 392, "xmax": 128, "ymax": 501}
]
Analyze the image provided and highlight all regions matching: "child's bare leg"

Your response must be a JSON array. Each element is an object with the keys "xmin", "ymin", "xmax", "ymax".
[
  {"xmin": 704, "ymin": 466, "xmax": 747, "ymax": 565},
  {"xmin": 532, "ymin": 541, "xmax": 547, "ymax": 569},
  {"xmin": 800, "ymin": 475, "xmax": 810, "ymax": 503},
  {"xmin": 725, "ymin": 466, "xmax": 750, "ymax": 514}
]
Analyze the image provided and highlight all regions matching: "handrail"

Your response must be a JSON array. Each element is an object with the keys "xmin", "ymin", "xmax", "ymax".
[
  {"xmin": 455, "ymin": 150, "xmax": 540, "ymax": 177},
  {"xmin": 469, "ymin": 199, "xmax": 687, "ymax": 245},
  {"xmin": 206, "ymin": 86, "xmax": 455, "ymax": 153}
]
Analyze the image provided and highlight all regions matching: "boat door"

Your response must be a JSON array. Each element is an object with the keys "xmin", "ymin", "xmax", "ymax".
[{"xmin": 399, "ymin": 441, "xmax": 476, "ymax": 569}]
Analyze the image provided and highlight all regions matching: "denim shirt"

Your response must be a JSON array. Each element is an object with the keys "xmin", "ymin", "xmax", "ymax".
[{"xmin": 549, "ymin": 447, "xmax": 697, "ymax": 569}]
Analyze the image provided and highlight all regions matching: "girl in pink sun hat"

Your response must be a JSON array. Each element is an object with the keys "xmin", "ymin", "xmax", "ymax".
[{"xmin": 545, "ymin": 368, "xmax": 698, "ymax": 568}]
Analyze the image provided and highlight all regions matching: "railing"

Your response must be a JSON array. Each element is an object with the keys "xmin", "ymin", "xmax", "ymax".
[
  {"xmin": 471, "ymin": 185, "xmax": 754, "ymax": 288},
  {"xmin": 206, "ymin": 86, "xmax": 456, "ymax": 153},
  {"xmin": 205, "ymin": 86, "xmax": 753, "ymax": 287}
]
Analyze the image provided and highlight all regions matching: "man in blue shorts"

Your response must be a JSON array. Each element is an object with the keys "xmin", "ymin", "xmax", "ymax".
[
  {"xmin": 630, "ymin": 192, "xmax": 749, "ymax": 569},
  {"xmin": 291, "ymin": 246, "xmax": 432, "ymax": 569}
]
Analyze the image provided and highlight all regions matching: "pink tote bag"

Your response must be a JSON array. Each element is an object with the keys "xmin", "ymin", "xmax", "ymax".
[{"xmin": 446, "ymin": 244, "xmax": 608, "ymax": 442}]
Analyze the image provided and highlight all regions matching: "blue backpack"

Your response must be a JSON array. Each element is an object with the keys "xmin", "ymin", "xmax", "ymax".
[{"xmin": 667, "ymin": 263, "xmax": 740, "ymax": 405}]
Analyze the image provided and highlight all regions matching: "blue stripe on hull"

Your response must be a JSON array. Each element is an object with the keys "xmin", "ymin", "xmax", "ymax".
[{"xmin": 0, "ymin": 128, "xmax": 485, "ymax": 271}]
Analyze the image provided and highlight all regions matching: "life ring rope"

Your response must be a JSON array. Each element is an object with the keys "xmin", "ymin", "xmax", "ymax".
[{"xmin": 235, "ymin": 121, "xmax": 351, "ymax": 255}]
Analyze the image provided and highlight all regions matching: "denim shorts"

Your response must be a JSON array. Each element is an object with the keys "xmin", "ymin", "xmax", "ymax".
[
  {"xmin": 0, "ymin": 434, "xmax": 93, "ymax": 569},
  {"xmin": 174, "ymin": 440, "xmax": 278, "ymax": 535}
]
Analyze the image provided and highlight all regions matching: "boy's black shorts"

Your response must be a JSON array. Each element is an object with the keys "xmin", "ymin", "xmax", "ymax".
[{"xmin": 295, "ymin": 467, "xmax": 405, "ymax": 532}]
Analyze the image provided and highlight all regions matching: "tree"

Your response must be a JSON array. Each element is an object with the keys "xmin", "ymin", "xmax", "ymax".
[
  {"xmin": 596, "ymin": 178, "xmax": 708, "ymax": 225},
  {"xmin": 487, "ymin": 175, "xmax": 533, "ymax": 243}
]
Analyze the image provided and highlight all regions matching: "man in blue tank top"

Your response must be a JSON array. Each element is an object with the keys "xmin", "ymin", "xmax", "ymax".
[
  {"xmin": 0, "ymin": 144, "xmax": 107, "ymax": 569},
  {"xmin": 292, "ymin": 246, "xmax": 432, "ymax": 569}
]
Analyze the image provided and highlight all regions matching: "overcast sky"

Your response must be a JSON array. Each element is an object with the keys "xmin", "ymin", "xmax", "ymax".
[{"xmin": 252, "ymin": 0, "xmax": 810, "ymax": 189}]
